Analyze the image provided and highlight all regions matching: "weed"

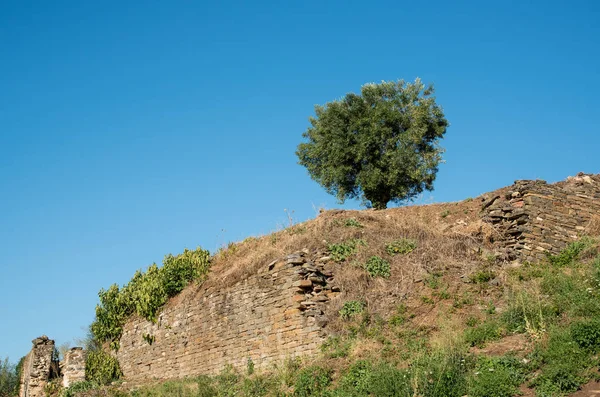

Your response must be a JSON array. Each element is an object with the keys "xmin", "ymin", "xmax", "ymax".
[
  {"xmin": 339, "ymin": 300, "xmax": 365, "ymax": 320},
  {"xmin": 464, "ymin": 321, "xmax": 504, "ymax": 347},
  {"xmin": 470, "ymin": 269, "xmax": 495, "ymax": 284},
  {"xmin": 328, "ymin": 239, "xmax": 366, "ymax": 262},
  {"xmin": 465, "ymin": 316, "xmax": 479, "ymax": 327},
  {"xmin": 321, "ymin": 336, "xmax": 352, "ymax": 358},
  {"xmin": 467, "ymin": 355, "xmax": 525, "ymax": 397},
  {"xmin": 363, "ymin": 256, "xmax": 391, "ymax": 278},
  {"xmin": 343, "ymin": 218, "xmax": 363, "ymax": 228},
  {"xmin": 385, "ymin": 239, "xmax": 417, "ymax": 255},
  {"xmin": 440, "ymin": 209, "xmax": 451, "ymax": 218},
  {"xmin": 293, "ymin": 366, "xmax": 332, "ymax": 397},
  {"xmin": 421, "ymin": 296, "xmax": 435, "ymax": 305}
]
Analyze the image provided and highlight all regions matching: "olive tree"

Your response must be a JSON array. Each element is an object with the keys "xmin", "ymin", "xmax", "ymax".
[{"xmin": 296, "ymin": 79, "xmax": 448, "ymax": 209}]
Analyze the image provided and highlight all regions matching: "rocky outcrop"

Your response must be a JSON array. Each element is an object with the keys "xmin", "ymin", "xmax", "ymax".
[{"xmin": 19, "ymin": 336, "xmax": 57, "ymax": 397}]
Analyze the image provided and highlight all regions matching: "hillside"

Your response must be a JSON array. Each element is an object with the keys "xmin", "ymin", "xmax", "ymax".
[{"xmin": 18, "ymin": 173, "xmax": 600, "ymax": 397}]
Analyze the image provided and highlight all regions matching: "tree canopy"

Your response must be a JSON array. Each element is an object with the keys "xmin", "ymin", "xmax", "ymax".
[{"xmin": 296, "ymin": 79, "xmax": 448, "ymax": 209}]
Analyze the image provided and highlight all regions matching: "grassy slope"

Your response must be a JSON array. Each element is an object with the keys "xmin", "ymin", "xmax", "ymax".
[{"xmin": 66, "ymin": 196, "xmax": 600, "ymax": 397}]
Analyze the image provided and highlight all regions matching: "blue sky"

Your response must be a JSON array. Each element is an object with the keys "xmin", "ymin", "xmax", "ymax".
[{"xmin": 1, "ymin": 0, "xmax": 598, "ymax": 362}]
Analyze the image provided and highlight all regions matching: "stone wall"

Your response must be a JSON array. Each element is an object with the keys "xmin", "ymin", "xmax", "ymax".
[
  {"xmin": 61, "ymin": 348, "xmax": 87, "ymax": 387},
  {"xmin": 483, "ymin": 173, "xmax": 600, "ymax": 263},
  {"xmin": 19, "ymin": 336, "xmax": 56, "ymax": 397},
  {"xmin": 116, "ymin": 249, "xmax": 339, "ymax": 382}
]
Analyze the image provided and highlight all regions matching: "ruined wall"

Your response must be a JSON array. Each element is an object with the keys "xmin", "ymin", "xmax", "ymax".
[
  {"xmin": 19, "ymin": 336, "xmax": 56, "ymax": 397},
  {"xmin": 61, "ymin": 348, "xmax": 87, "ymax": 387},
  {"xmin": 484, "ymin": 173, "xmax": 600, "ymax": 262},
  {"xmin": 116, "ymin": 249, "xmax": 338, "ymax": 382}
]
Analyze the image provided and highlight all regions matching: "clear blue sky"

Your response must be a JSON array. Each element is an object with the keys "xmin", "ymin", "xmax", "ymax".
[{"xmin": 1, "ymin": 0, "xmax": 598, "ymax": 362}]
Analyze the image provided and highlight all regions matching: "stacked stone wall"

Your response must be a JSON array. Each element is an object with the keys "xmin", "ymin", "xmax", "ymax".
[
  {"xmin": 484, "ymin": 173, "xmax": 600, "ymax": 262},
  {"xmin": 19, "ymin": 336, "xmax": 56, "ymax": 397},
  {"xmin": 61, "ymin": 348, "xmax": 87, "ymax": 387},
  {"xmin": 116, "ymin": 249, "xmax": 339, "ymax": 382}
]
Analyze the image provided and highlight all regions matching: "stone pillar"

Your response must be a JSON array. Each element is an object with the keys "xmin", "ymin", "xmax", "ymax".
[
  {"xmin": 61, "ymin": 347, "xmax": 87, "ymax": 387},
  {"xmin": 19, "ymin": 336, "xmax": 55, "ymax": 397}
]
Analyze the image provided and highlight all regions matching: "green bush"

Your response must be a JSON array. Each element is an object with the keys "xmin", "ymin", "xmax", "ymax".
[
  {"xmin": 343, "ymin": 218, "xmax": 363, "ymax": 228},
  {"xmin": 85, "ymin": 350, "xmax": 122, "ymax": 385},
  {"xmin": 467, "ymin": 356, "xmax": 525, "ymax": 397},
  {"xmin": 328, "ymin": 239, "xmax": 366, "ymax": 262},
  {"xmin": 91, "ymin": 247, "xmax": 210, "ymax": 348},
  {"xmin": 412, "ymin": 349, "xmax": 471, "ymax": 397},
  {"xmin": 464, "ymin": 321, "xmax": 503, "ymax": 347},
  {"xmin": 294, "ymin": 366, "xmax": 332, "ymax": 397},
  {"xmin": 363, "ymin": 256, "xmax": 391, "ymax": 278},
  {"xmin": 571, "ymin": 319, "xmax": 600, "ymax": 351},
  {"xmin": 62, "ymin": 381, "xmax": 100, "ymax": 397},
  {"xmin": 385, "ymin": 239, "xmax": 417, "ymax": 255},
  {"xmin": 339, "ymin": 301, "xmax": 365, "ymax": 320},
  {"xmin": 0, "ymin": 357, "xmax": 19, "ymax": 397},
  {"xmin": 547, "ymin": 238, "xmax": 594, "ymax": 267}
]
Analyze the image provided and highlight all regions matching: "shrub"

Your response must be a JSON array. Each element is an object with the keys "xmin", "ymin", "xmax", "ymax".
[
  {"xmin": 385, "ymin": 239, "xmax": 417, "ymax": 255},
  {"xmin": 61, "ymin": 381, "xmax": 99, "ymax": 397},
  {"xmin": 363, "ymin": 256, "xmax": 391, "ymax": 278},
  {"xmin": 339, "ymin": 301, "xmax": 365, "ymax": 320},
  {"xmin": 467, "ymin": 356, "xmax": 525, "ymax": 397},
  {"xmin": 0, "ymin": 357, "xmax": 20, "ymax": 397},
  {"xmin": 571, "ymin": 320, "xmax": 600, "ymax": 351},
  {"xmin": 464, "ymin": 321, "xmax": 503, "ymax": 347},
  {"xmin": 547, "ymin": 238, "xmax": 594, "ymax": 267},
  {"xmin": 328, "ymin": 239, "xmax": 366, "ymax": 262},
  {"xmin": 293, "ymin": 366, "xmax": 332, "ymax": 397},
  {"xmin": 469, "ymin": 269, "xmax": 495, "ymax": 284},
  {"xmin": 91, "ymin": 247, "xmax": 210, "ymax": 348},
  {"xmin": 412, "ymin": 349, "xmax": 470, "ymax": 397},
  {"xmin": 343, "ymin": 218, "xmax": 363, "ymax": 228},
  {"xmin": 85, "ymin": 349, "xmax": 122, "ymax": 385}
]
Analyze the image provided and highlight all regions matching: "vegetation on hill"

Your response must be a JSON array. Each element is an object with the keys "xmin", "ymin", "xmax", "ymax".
[
  {"xmin": 296, "ymin": 79, "xmax": 448, "ymax": 209},
  {"xmin": 59, "ymin": 236, "xmax": 600, "ymax": 397},
  {"xmin": 90, "ymin": 247, "xmax": 210, "ymax": 351},
  {"xmin": 0, "ymin": 357, "xmax": 22, "ymax": 397}
]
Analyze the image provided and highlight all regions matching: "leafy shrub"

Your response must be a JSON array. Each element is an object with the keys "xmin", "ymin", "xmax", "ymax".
[
  {"xmin": 343, "ymin": 218, "xmax": 363, "ymax": 228},
  {"xmin": 0, "ymin": 357, "xmax": 20, "ymax": 397},
  {"xmin": 321, "ymin": 336, "xmax": 352, "ymax": 358},
  {"xmin": 547, "ymin": 238, "xmax": 594, "ymax": 267},
  {"xmin": 62, "ymin": 381, "xmax": 99, "ymax": 397},
  {"xmin": 339, "ymin": 301, "xmax": 365, "ymax": 320},
  {"xmin": 293, "ymin": 366, "xmax": 332, "ymax": 397},
  {"xmin": 363, "ymin": 256, "xmax": 391, "ymax": 278},
  {"xmin": 385, "ymin": 239, "xmax": 417, "ymax": 255},
  {"xmin": 328, "ymin": 239, "xmax": 366, "ymax": 262},
  {"xmin": 464, "ymin": 321, "xmax": 503, "ymax": 347},
  {"xmin": 469, "ymin": 269, "xmax": 495, "ymax": 284},
  {"xmin": 91, "ymin": 247, "xmax": 210, "ymax": 348},
  {"xmin": 571, "ymin": 320, "xmax": 600, "ymax": 351},
  {"xmin": 85, "ymin": 349, "xmax": 122, "ymax": 385},
  {"xmin": 467, "ymin": 356, "xmax": 525, "ymax": 397},
  {"xmin": 412, "ymin": 349, "xmax": 470, "ymax": 397}
]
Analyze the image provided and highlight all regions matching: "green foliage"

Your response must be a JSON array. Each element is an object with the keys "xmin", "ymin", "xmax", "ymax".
[
  {"xmin": 296, "ymin": 79, "xmax": 448, "ymax": 209},
  {"xmin": 91, "ymin": 247, "xmax": 210, "ymax": 348},
  {"xmin": 294, "ymin": 366, "xmax": 332, "ymax": 397},
  {"xmin": 321, "ymin": 336, "xmax": 352, "ymax": 359},
  {"xmin": 363, "ymin": 256, "xmax": 391, "ymax": 278},
  {"xmin": 343, "ymin": 218, "xmax": 363, "ymax": 228},
  {"xmin": 469, "ymin": 269, "xmax": 495, "ymax": 284},
  {"xmin": 85, "ymin": 350, "xmax": 122, "ymax": 385},
  {"xmin": 529, "ymin": 326, "xmax": 590, "ymax": 395},
  {"xmin": 339, "ymin": 300, "xmax": 365, "ymax": 320},
  {"xmin": 411, "ymin": 349, "xmax": 471, "ymax": 397},
  {"xmin": 385, "ymin": 239, "xmax": 417, "ymax": 255},
  {"xmin": 335, "ymin": 360, "xmax": 412, "ymax": 396},
  {"xmin": 61, "ymin": 381, "xmax": 100, "ymax": 397},
  {"xmin": 246, "ymin": 357, "xmax": 255, "ymax": 376},
  {"xmin": 327, "ymin": 239, "xmax": 365, "ymax": 262},
  {"xmin": 464, "ymin": 321, "xmax": 504, "ymax": 347},
  {"xmin": 467, "ymin": 356, "xmax": 525, "ymax": 397},
  {"xmin": 547, "ymin": 237, "xmax": 594, "ymax": 267},
  {"xmin": 0, "ymin": 357, "xmax": 19, "ymax": 397},
  {"xmin": 440, "ymin": 209, "xmax": 450, "ymax": 218},
  {"xmin": 571, "ymin": 319, "xmax": 600, "ymax": 351}
]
